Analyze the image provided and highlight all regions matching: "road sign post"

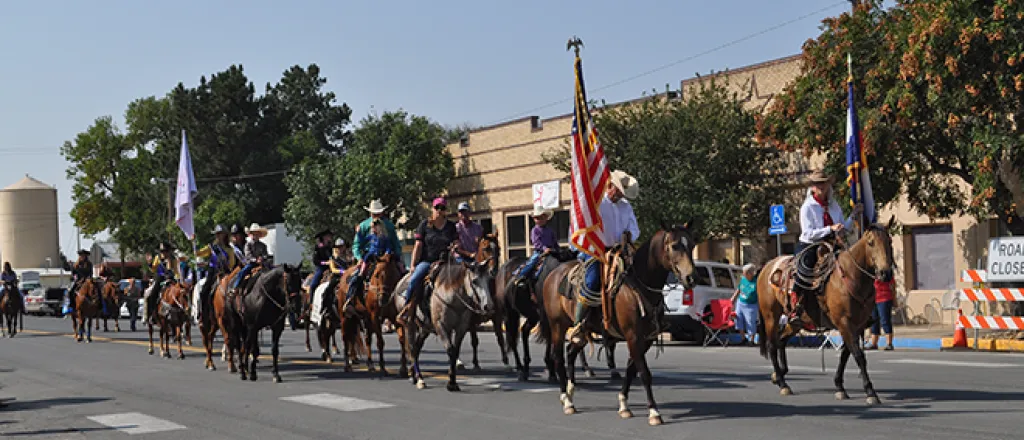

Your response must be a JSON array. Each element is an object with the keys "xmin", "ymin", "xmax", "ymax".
[{"xmin": 769, "ymin": 204, "xmax": 787, "ymax": 256}]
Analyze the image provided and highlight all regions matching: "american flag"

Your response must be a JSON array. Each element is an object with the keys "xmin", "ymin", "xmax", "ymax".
[{"xmin": 569, "ymin": 52, "xmax": 610, "ymax": 260}]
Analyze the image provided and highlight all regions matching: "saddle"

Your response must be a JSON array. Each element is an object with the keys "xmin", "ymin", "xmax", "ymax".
[{"xmin": 767, "ymin": 245, "xmax": 839, "ymax": 331}]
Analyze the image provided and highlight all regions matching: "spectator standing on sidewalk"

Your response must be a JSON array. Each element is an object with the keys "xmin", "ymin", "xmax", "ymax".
[{"xmin": 869, "ymin": 278, "xmax": 896, "ymax": 350}]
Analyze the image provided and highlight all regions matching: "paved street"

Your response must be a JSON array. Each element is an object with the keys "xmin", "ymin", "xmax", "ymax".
[{"xmin": 1, "ymin": 315, "xmax": 1023, "ymax": 440}]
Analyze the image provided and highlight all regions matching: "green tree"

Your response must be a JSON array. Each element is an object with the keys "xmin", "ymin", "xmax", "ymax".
[
  {"xmin": 543, "ymin": 78, "xmax": 782, "ymax": 241},
  {"xmin": 756, "ymin": 0, "xmax": 1024, "ymax": 232},
  {"xmin": 284, "ymin": 110, "xmax": 454, "ymax": 243}
]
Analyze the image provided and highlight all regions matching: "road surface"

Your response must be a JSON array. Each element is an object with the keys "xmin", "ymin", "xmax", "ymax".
[{"xmin": 1, "ymin": 316, "xmax": 1022, "ymax": 439}]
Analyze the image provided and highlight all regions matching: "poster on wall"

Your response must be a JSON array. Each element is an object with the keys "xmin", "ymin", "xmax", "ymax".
[{"xmin": 532, "ymin": 180, "xmax": 560, "ymax": 209}]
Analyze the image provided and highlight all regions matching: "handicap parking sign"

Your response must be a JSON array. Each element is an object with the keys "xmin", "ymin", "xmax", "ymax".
[{"xmin": 769, "ymin": 204, "xmax": 787, "ymax": 236}]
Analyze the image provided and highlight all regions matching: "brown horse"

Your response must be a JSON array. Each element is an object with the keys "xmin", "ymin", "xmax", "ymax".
[
  {"xmin": 73, "ymin": 279, "xmax": 104, "ymax": 343},
  {"xmin": 0, "ymin": 281, "xmax": 23, "ymax": 337},
  {"xmin": 149, "ymin": 281, "xmax": 191, "ymax": 359},
  {"xmin": 537, "ymin": 225, "xmax": 697, "ymax": 425},
  {"xmin": 208, "ymin": 267, "xmax": 248, "ymax": 373},
  {"xmin": 757, "ymin": 221, "xmax": 895, "ymax": 404},
  {"xmin": 461, "ymin": 233, "xmax": 504, "ymax": 372},
  {"xmin": 344, "ymin": 253, "xmax": 403, "ymax": 374}
]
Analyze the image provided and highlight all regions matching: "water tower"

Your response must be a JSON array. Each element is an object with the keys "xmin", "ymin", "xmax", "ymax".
[{"xmin": 0, "ymin": 175, "xmax": 61, "ymax": 269}]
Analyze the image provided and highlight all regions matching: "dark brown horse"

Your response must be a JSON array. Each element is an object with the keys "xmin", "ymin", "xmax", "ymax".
[
  {"xmin": 461, "ymin": 233, "xmax": 504, "ymax": 371},
  {"xmin": 303, "ymin": 273, "xmax": 340, "ymax": 357},
  {"xmin": 0, "ymin": 281, "xmax": 23, "ymax": 337},
  {"xmin": 237, "ymin": 265, "xmax": 303, "ymax": 383},
  {"xmin": 757, "ymin": 220, "xmax": 895, "ymax": 404},
  {"xmin": 537, "ymin": 225, "xmax": 697, "ymax": 425},
  {"xmin": 96, "ymin": 280, "xmax": 123, "ymax": 332},
  {"xmin": 149, "ymin": 281, "xmax": 191, "ymax": 359},
  {"xmin": 73, "ymin": 279, "xmax": 103, "ymax": 343}
]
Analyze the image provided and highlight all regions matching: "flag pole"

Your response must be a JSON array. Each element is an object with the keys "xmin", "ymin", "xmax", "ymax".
[{"xmin": 847, "ymin": 52, "xmax": 864, "ymax": 238}]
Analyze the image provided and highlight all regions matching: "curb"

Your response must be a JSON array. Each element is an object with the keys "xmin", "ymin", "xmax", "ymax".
[{"xmin": 941, "ymin": 337, "xmax": 1024, "ymax": 352}]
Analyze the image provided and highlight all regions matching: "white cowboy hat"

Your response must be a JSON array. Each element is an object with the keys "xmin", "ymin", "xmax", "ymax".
[
  {"xmin": 610, "ymin": 170, "xmax": 639, "ymax": 199},
  {"xmin": 245, "ymin": 223, "xmax": 268, "ymax": 238},
  {"xmin": 364, "ymin": 199, "xmax": 387, "ymax": 214},
  {"xmin": 530, "ymin": 206, "xmax": 553, "ymax": 219}
]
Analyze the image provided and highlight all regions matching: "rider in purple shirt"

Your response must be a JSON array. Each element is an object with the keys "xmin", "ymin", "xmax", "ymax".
[{"xmin": 512, "ymin": 207, "xmax": 558, "ymax": 289}]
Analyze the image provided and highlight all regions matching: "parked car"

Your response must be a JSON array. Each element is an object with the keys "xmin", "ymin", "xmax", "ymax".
[
  {"xmin": 662, "ymin": 260, "xmax": 742, "ymax": 342},
  {"xmin": 118, "ymin": 279, "xmax": 144, "ymax": 319},
  {"xmin": 24, "ymin": 283, "xmax": 67, "ymax": 317}
]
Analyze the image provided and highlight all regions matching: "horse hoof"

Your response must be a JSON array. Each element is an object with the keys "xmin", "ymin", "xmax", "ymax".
[
  {"xmin": 273, "ymin": 376, "xmax": 282, "ymax": 383},
  {"xmin": 379, "ymin": 369, "xmax": 389, "ymax": 377},
  {"xmin": 586, "ymin": 370, "xmax": 597, "ymax": 378},
  {"xmin": 648, "ymin": 415, "xmax": 664, "ymax": 426},
  {"xmin": 208, "ymin": 365, "xmax": 217, "ymax": 371},
  {"xmin": 416, "ymin": 380, "xmax": 426, "ymax": 390},
  {"xmin": 178, "ymin": 354, "xmax": 185, "ymax": 360},
  {"xmin": 249, "ymin": 374, "xmax": 258, "ymax": 381},
  {"xmin": 610, "ymin": 371, "xmax": 622, "ymax": 380},
  {"xmin": 446, "ymin": 382, "xmax": 460, "ymax": 392},
  {"xmin": 456, "ymin": 359, "xmax": 465, "ymax": 370},
  {"xmin": 770, "ymin": 372, "xmax": 778, "ymax": 384},
  {"xmin": 563, "ymin": 406, "xmax": 576, "ymax": 415},
  {"xmin": 518, "ymin": 371, "xmax": 529, "ymax": 382},
  {"xmin": 240, "ymin": 374, "xmax": 247, "ymax": 381},
  {"xmin": 398, "ymin": 368, "xmax": 409, "ymax": 379},
  {"xmin": 866, "ymin": 396, "xmax": 881, "ymax": 406},
  {"xmin": 472, "ymin": 365, "xmax": 482, "ymax": 373},
  {"xmin": 835, "ymin": 391, "xmax": 849, "ymax": 400},
  {"xmin": 321, "ymin": 352, "xmax": 328, "ymax": 361},
  {"xmin": 305, "ymin": 346, "xmax": 312, "ymax": 353},
  {"xmin": 87, "ymin": 338, "xmax": 92, "ymax": 343},
  {"xmin": 780, "ymin": 387, "xmax": 793, "ymax": 396},
  {"xmin": 148, "ymin": 349, "xmax": 154, "ymax": 355},
  {"xmin": 619, "ymin": 409, "xmax": 633, "ymax": 419}
]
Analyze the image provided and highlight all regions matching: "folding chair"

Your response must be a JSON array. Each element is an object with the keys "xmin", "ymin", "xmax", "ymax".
[{"xmin": 701, "ymin": 299, "xmax": 735, "ymax": 348}]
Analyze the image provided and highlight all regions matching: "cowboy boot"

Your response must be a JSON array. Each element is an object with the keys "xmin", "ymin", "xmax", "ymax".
[{"xmin": 567, "ymin": 302, "xmax": 587, "ymax": 344}]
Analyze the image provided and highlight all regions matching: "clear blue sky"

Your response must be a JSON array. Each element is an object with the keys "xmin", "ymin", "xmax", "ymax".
[{"xmin": 0, "ymin": 0, "xmax": 852, "ymax": 257}]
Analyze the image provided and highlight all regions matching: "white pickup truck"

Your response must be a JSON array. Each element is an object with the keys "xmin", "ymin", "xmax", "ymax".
[{"xmin": 661, "ymin": 260, "xmax": 742, "ymax": 342}]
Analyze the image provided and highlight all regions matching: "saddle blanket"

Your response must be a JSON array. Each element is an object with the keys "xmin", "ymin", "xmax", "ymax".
[{"xmin": 310, "ymin": 281, "xmax": 331, "ymax": 326}]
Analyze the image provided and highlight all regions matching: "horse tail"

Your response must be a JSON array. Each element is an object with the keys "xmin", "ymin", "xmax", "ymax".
[
  {"xmin": 757, "ymin": 316, "xmax": 768, "ymax": 359},
  {"xmin": 533, "ymin": 287, "xmax": 551, "ymax": 345}
]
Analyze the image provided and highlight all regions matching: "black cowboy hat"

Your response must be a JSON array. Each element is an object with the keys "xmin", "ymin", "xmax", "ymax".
[
  {"xmin": 212, "ymin": 224, "xmax": 227, "ymax": 235},
  {"xmin": 77, "ymin": 249, "xmax": 91, "ymax": 256},
  {"xmin": 230, "ymin": 224, "xmax": 244, "ymax": 235},
  {"xmin": 315, "ymin": 229, "xmax": 334, "ymax": 239},
  {"xmin": 334, "ymin": 238, "xmax": 347, "ymax": 248}
]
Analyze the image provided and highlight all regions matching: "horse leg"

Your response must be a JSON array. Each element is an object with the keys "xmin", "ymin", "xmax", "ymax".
[
  {"xmin": 554, "ymin": 332, "xmax": 575, "ymax": 415},
  {"xmin": 364, "ymin": 316, "xmax": 375, "ymax": 372},
  {"xmin": 635, "ymin": 339, "xmax": 662, "ymax": 426},
  {"xmin": 177, "ymin": 324, "xmax": 185, "ymax": 359},
  {"xmin": 247, "ymin": 326, "xmax": 259, "ymax": 381},
  {"xmin": 469, "ymin": 324, "xmax": 481, "ymax": 372},
  {"xmin": 834, "ymin": 344, "xmax": 852, "ymax": 400},
  {"xmin": 86, "ymin": 317, "xmax": 92, "ymax": 343},
  {"xmin": 618, "ymin": 357, "xmax": 638, "ymax": 418},
  {"xmin": 304, "ymin": 314, "xmax": 312, "ymax": 352},
  {"xmin": 577, "ymin": 345, "xmax": 595, "ymax": 378},
  {"xmin": 605, "ymin": 339, "xmax": 619, "ymax": 379},
  {"xmin": 447, "ymin": 328, "xmax": 465, "ymax": 392},
  {"xmin": 373, "ymin": 314, "xmax": 388, "ymax": 375},
  {"xmin": 412, "ymin": 329, "xmax": 429, "ymax": 389},
  {"xmin": 566, "ymin": 341, "xmax": 586, "ymax": 405},
  {"xmin": 185, "ymin": 321, "xmax": 192, "ymax": 346},
  {"xmin": 147, "ymin": 320, "xmax": 155, "ymax": 354},
  {"xmin": 493, "ymin": 315, "xmax": 508, "ymax": 370},
  {"xmin": 846, "ymin": 329, "xmax": 880, "ymax": 405},
  {"xmin": 506, "ymin": 310, "xmax": 525, "ymax": 380},
  {"xmin": 397, "ymin": 324, "xmax": 409, "ymax": 379},
  {"xmin": 271, "ymin": 321, "xmax": 284, "ymax": 383},
  {"xmin": 203, "ymin": 321, "xmax": 216, "ymax": 370}
]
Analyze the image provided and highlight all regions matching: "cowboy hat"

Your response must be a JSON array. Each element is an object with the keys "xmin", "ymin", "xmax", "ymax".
[
  {"xmin": 334, "ymin": 238, "xmax": 347, "ymax": 248},
  {"xmin": 315, "ymin": 229, "xmax": 333, "ymax": 239},
  {"xmin": 365, "ymin": 199, "xmax": 387, "ymax": 214},
  {"xmin": 211, "ymin": 224, "xmax": 227, "ymax": 235},
  {"xmin": 806, "ymin": 169, "xmax": 835, "ymax": 185},
  {"xmin": 457, "ymin": 201, "xmax": 471, "ymax": 212},
  {"xmin": 230, "ymin": 224, "xmax": 244, "ymax": 235},
  {"xmin": 246, "ymin": 223, "xmax": 268, "ymax": 238},
  {"xmin": 610, "ymin": 170, "xmax": 639, "ymax": 199},
  {"xmin": 77, "ymin": 249, "xmax": 91, "ymax": 256},
  {"xmin": 530, "ymin": 206, "xmax": 553, "ymax": 219}
]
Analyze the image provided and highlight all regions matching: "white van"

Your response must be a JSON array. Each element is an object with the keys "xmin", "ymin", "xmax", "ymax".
[{"xmin": 662, "ymin": 260, "xmax": 742, "ymax": 341}]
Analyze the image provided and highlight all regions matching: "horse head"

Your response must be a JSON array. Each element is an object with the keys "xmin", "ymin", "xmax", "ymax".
[
  {"xmin": 280, "ymin": 264, "xmax": 304, "ymax": 298},
  {"xmin": 656, "ymin": 221, "xmax": 699, "ymax": 290},
  {"xmin": 370, "ymin": 254, "xmax": 403, "ymax": 294},
  {"xmin": 860, "ymin": 216, "xmax": 896, "ymax": 282},
  {"xmin": 475, "ymin": 233, "xmax": 501, "ymax": 275},
  {"xmin": 463, "ymin": 260, "xmax": 495, "ymax": 317}
]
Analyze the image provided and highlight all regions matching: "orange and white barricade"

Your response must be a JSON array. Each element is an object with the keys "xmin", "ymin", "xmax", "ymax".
[{"xmin": 956, "ymin": 269, "xmax": 1024, "ymax": 349}]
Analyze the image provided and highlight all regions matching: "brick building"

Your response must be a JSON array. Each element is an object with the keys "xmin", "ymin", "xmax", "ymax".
[{"xmin": 443, "ymin": 54, "xmax": 1002, "ymax": 323}]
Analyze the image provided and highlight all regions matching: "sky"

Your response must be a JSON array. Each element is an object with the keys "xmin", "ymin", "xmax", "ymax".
[{"xmin": 0, "ymin": 0, "xmax": 854, "ymax": 257}]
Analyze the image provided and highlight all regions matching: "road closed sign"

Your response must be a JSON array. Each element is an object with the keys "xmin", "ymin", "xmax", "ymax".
[{"xmin": 987, "ymin": 236, "xmax": 1024, "ymax": 282}]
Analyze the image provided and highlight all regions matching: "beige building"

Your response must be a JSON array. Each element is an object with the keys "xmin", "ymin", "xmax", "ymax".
[{"xmin": 445, "ymin": 54, "xmax": 1001, "ymax": 324}]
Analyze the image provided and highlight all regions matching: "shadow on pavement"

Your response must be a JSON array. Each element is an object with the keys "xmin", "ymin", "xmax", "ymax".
[
  {"xmin": 659, "ymin": 400, "xmax": 1015, "ymax": 422},
  {"xmin": 3, "ymin": 426, "xmax": 118, "ymax": 437},
  {"xmin": 883, "ymin": 388, "xmax": 1024, "ymax": 403},
  {"xmin": 4, "ymin": 397, "xmax": 111, "ymax": 412}
]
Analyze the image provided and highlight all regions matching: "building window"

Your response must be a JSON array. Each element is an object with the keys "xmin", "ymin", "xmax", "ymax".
[
  {"xmin": 509, "ymin": 249, "xmax": 528, "ymax": 259},
  {"xmin": 911, "ymin": 225, "xmax": 954, "ymax": 290},
  {"xmin": 506, "ymin": 214, "xmax": 527, "ymax": 258}
]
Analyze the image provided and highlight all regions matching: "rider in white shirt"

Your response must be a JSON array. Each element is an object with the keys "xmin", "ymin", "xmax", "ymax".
[{"xmin": 567, "ymin": 170, "xmax": 640, "ymax": 344}]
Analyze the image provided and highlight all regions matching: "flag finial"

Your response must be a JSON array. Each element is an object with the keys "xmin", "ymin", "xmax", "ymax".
[
  {"xmin": 567, "ymin": 36, "xmax": 584, "ymax": 57},
  {"xmin": 847, "ymin": 53, "xmax": 853, "ymax": 82}
]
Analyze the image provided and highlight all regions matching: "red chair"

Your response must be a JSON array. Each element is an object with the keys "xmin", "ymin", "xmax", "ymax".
[{"xmin": 701, "ymin": 299, "xmax": 736, "ymax": 348}]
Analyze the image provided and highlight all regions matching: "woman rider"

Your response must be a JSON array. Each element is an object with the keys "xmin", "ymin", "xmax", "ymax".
[{"xmin": 397, "ymin": 197, "xmax": 458, "ymax": 325}]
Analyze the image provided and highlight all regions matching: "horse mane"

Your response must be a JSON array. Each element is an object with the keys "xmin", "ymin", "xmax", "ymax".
[{"xmin": 435, "ymin": 264, "xmax": 468, "ymax": 290}]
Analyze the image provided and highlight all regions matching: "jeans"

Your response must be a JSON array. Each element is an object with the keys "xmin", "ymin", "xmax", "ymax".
[
  {"xmin": 871, "ymin": 300, "xmax": 893, "ymax": 335},
  {"xmin": 405, "ymin": 262, "xmax": 432, "ymax": 301},
  {"xmin": 578, "ymin": 253, "xmax": 602, "ymax": 293},
  {"xmin": 517, "ymin": 252, "xmax": 543, "ymax": 279},
  {"xmin": 734, "ymin": 301, "xmax": 759, "ymax": 335},
  {"xmin": 233, "ymin": 263, "xmax": 255, "ymax": 289},
  {"xmin": 346, "ymin": 267, "xmax": 363, "ymax": 301},
  {"xmin": 310, "ymin": 266, "xmax": 326, "ymax": 291}
]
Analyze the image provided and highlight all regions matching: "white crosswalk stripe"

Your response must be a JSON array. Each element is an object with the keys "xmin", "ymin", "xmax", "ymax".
[
  {"xmin": 281, "ymin": 393, "xmax": 394, "ymax": 412},
  {"xmin": 87, "ymin": 412, "xmax": 186, "ymax": 435}
]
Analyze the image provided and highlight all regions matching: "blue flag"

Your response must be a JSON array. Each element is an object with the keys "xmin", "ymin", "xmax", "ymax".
[{"xmin": 845, "ymin": 54, "xmax": 876, "ymax": 226}]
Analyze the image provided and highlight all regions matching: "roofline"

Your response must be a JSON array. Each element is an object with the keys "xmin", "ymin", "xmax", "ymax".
[{"xmin": 452, "ymin": 53, "xmax": 803, "ymax": 139}]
